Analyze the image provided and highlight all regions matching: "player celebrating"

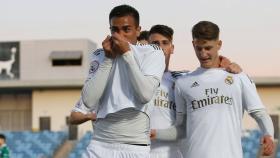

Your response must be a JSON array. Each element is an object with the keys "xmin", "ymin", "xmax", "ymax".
[
  {"xmin": 81, "ymin": 5, "xmax": 165, "ymax": 158},
  {"xmin": 148, "ymin": 25, "xmax": 186, "ymax": 158},
  {"xmin": 173, "ymin": 21, "xmax": 274, "ymax": 158},
  {"xmin": 148, "ymin": 24, "xmax": 242, "ymax": 158}
]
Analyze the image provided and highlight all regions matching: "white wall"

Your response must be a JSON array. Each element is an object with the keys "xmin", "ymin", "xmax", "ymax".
[
  {"xmin": 32, "ymin": 89, "xmax": 93, "ymax": 137},
  {"xmin": 20, "ymin": 39, "xmax": 96, "ymax": 81}
]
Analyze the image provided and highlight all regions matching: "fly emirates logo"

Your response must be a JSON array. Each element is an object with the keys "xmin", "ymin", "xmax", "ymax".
[
  {"xmin": 191, "ymin": 88, "xmax": 233, "ymax": 110},
  {"xmin": 154, "ymin": 89, "xmax": 176, "ymax": 110}
]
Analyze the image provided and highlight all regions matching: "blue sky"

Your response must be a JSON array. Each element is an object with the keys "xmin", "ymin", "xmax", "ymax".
[{"xmin": 0, "ymin": 0, "xmax": 279, "ymax": 77}]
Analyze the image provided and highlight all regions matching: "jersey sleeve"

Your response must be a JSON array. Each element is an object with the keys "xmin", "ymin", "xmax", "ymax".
[
  {"xmin": 175, "ymin": 79, "xmax": 186, "ymax": 114},
  {"xmin": 72, "ymin": 49, "xmax": 104, "ymax": 113},
  {"xmin": 170, "ymin": 70, "xmax": 190, "ymax": 79},
  {"xmin": 140, "ymin": 45, "xmax": 165, "ymax": 80},
  {"xmin": 71, "ymin": 98, "xmax": 93, "ymax": 114},
  {"xmin": 85, "ymin": 49, "xmax": 104, "ymax": 83},
  {"xmin": 240, "ymin": 73, "xmax": 265, "ymax": 112}
]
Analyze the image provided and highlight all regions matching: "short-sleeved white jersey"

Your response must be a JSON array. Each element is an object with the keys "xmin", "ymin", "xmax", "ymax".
[
  {"xmin": 175, "ymin": 67, "xmax": 265, "ymax": 158},
  {"xmin": 97, "ymin": 44, "xmax": 165, "ymax": 118},
  {"xmin": 150, "ymin": 71, "xmax": 188, "ymax": 152},
  {"xmin": 72, "ymin": 49, "xmax": 105, "ymax": 115}
]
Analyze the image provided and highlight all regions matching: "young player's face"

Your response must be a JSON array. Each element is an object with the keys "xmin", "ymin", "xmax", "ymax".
[
  {"xmin": 149, "ymin": 33, "xmax": 174, "ymax": 70},
  {"xmin": 0, "ymin": 138, "xmax": 4, "ymax": 146},
  {"xmin": 192, "ymin": 39, "xmax": 222, "ymax": 68},
  {"xmin": 110, "ymin": 15, "xmax": 140, "ymax": 45}
]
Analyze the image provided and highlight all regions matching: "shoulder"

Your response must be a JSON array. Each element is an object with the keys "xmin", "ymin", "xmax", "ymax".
[
  {"xmin": 134, "ymin": 43, "xmax": 163, "ymax": 53},
  {"xmin": 235, "ymin": 72, "xmax": 255, "ymax": 84},
  {"xmin": 175, "ymin": 74, "xmax": 189, "ymax": 86},
  {"xmin": 132, "ymin": 44, "xmax": 164, "ymax": 63},
  {"xmin": 92, "ymin": 48, "xmax": 104, "ymax": 56},
  {"xmin": 91, "ymin": 48, "xmax": 104, "ymax": 57},
  {"xmin": 3, "ymin": 145, "xmax": 9, "ymax": 152},
  {"xmin": 174, "ymin": 69, "xmax": 203, "ymax": 86},
  {"xmin": 90, "ymin": 48, "xmax": 105, "ymax": 61},
  {"xmin": 170, "ymin": 70, "xmax": 190, "ymax": 80}
]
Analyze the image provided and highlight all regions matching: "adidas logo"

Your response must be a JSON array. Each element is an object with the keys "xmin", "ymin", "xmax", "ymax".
[{"xmin": 191, "ymin": 82, "xmax": 199, "ymax": 88}]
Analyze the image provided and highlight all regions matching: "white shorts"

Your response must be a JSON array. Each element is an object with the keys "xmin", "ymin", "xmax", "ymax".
[
  {"xmin": 150, "ymin": 148, "xmax": 183, "ymax": 158},
  {"xmin": 82, "ymin": 140, "xmax": 150, "ymax": 158}
]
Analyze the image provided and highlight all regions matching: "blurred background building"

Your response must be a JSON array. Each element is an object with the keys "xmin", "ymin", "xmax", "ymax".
[
  {"xmin": 0, "ymin": 39, "xmax": 96, "ymax": 135},
  {"xmin": 0, "ymin": 39, "xmax": 280, "ymax": 157}
]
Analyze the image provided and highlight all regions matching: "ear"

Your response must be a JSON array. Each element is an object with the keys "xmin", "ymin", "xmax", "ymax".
[
  {"xmin": 217, "ymin": 40, "xmax": 222, "ymax": 49},
  {"xmin": 192, "ymin": 40, "xmax": 195, "ymax": 48},
  {"xmin": 136, "ymin": 26, "xmax": 141, "ymax": 37},
  {"xmin": 171, "ymin": 44, "xmax": 175, "ymax": 54}
]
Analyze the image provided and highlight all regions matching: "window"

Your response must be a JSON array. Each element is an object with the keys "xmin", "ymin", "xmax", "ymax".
[{"xmin": 50, "ymin": 51, "xmax": 82, "ymax": 66}]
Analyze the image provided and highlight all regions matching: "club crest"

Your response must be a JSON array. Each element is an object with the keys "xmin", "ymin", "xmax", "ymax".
[
  {"xmin": 225, "ymin": 76, "xmax": 234, "ymax": 85},
  {"xmin": 89, "ymin": 60, "xmax": 99, "ymax": 75}
]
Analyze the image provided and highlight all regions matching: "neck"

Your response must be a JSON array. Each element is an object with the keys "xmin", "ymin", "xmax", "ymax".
[
  {"xmin": 201, "ymin": 56, "xmax": 220, "ymax": 69},
  {"xmin": 164, "ymin": 65, "xmax": 169, "ymax": 72},
  {"xmin": 213, "ymin": 57, "xmax": 221, "ymax": 68}
]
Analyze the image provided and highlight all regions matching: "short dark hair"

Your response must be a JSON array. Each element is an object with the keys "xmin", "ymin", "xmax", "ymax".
[
  {"xmin": 0, "ymin": 134, "xmax": 6, "ymax": 141},
  {"xmin": 149, "ymin": 25, "xmax": 174, "ymax": 41},
  {"xmin": 109, "ymin": 4, "xmax": 140, "ymax": 26},
  {"xmin": 137, "ymin": 30, "xmax": 149, "ymax": 41},
  {"xmin": 192, "ymin": 21, "xmax": 220, "ymax": 40}
]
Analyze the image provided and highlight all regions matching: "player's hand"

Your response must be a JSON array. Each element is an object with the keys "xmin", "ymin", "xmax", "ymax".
[
  {"xmin": 102, "ymin": 35, "xmax": 117, "ymax": 58},
  {"xmin": 260, "ymin": 135, "xmax": 274, "ymax": 156},
  {"xmin": 150, "ymin": 129, "xmax": 156, "ymax": 140},
  {"xmin": 111, "ymin": 32, "xmax": 130, "ymax": 55},
  {"xmin": 86, "ymin": 112, "xmax": 97, "ymax": 121},
  {"xmin": 219, "ymin": 56, "xmax": 242, "ymax": 74},
  {"xmin": 219, "ymin": 55, "xmax": 231, "ymax": 68},
  {"xmin": 225, "ymin": 62, "xmax": 242, "ymax": 74}
]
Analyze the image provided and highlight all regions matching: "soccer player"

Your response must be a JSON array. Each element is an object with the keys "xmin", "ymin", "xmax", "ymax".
[
  {"xmin": 80, "ymin": 4, "xmax": 165, "ymax": 158},
  {"xmin": 170, "ymin": 21, "xmax": 274, "ymax": 158},
  {"xmin": 148, "ymin": 25, "xmax": 186, "ymax": 158},
  {"xmin": 148, "ymin": 24, "xmax": 242, "ymax": 158},
  {"xmin": 0, "ymin": 134, "xmax": 9, "ymax": 158}
]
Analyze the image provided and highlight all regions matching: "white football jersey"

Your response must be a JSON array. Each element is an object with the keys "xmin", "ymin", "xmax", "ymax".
[
  {"xmin": 72, "ymin": 49, "xmax": 105, "ymax": 115},
  {"xmin": 150, "ymin": 71, "xmax": 188, "ymax": 153},
  {"xmin": 97, "ymin": 44, "xmax": 165, "ymax": 118},
  {"xmin": 175, "ymin": 67, "xmax": 265, "ymax": 158}
]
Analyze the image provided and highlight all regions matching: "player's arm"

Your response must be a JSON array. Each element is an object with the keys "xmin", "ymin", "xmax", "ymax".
[
  {"xmin": 249, "ymin": 109, "xmax": 274, "ymax": 156},
  {"xmin": 122, "ymin": 51, "xmax": 162, "ymax": 104},
  {"xmin": 151, "ymin": 82, "xmax": 186, "ymax": 141},
  {"xmin": 70, "ymin": 99, "xmax": 96, "ymax": 125},
  {"xmin": 82, "ymin": 36, "xmax": 116, "ymax": 109},
  {"xmin": 219, "ymin": 55, "xmax": 242, "ymax": 74},
  {"xmin": 151, "ymin": 112, "xmax": 186, "ymax": 141},
  {"xmin": 249, "ymin": 110, "xmax": 274, "ymax": 138},
  {"xmin": 112, "ymin": 32, "xmax": 165, "ymax": 104},
  {"xmin": 82, "ymin": 57, "xmax": 113, "ymax": 108},
  {"xmin": 250, "ymin": 110, "xmax": 274, "ymax": 156},
  {"xmin": 241, "ymin": 74, "xmax": 274, "ymax": 156},
  {"xmin": 70, "ymin": 111, "xmax": 96, "ymax": 125}
]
